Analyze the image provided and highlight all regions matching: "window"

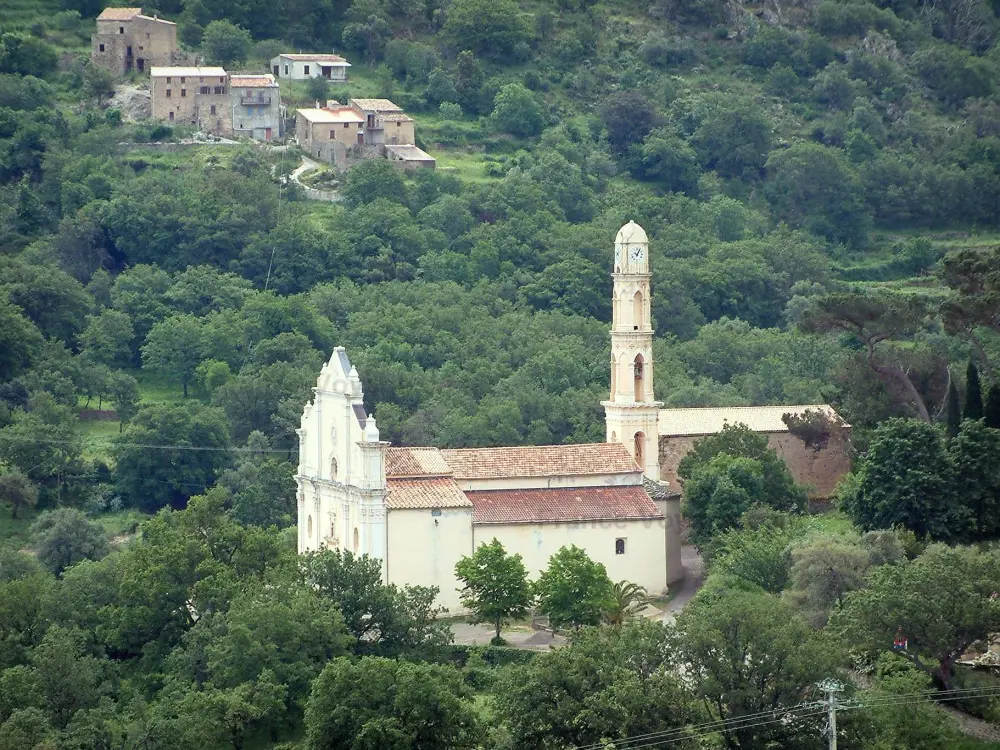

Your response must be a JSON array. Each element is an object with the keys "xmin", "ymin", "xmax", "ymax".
[
  {"xmin": 119, "ymin": 26, "xmax": 124, "ymax": 33},
  {"xmin": 353, "ymin": 527, "xmax": 359, "ymax": 552},
  {"xmin": 634, "ymin": 431, "xmax": 645, "ymax": 463},
  {"xmin": 397, "ymin": 121, "xmax": 401, "ymax": 127},
  {"xmin": 210, "ymin": 104, "xmax": 216, "ymax": 115},
  {"xmin": 166, "ymin": 76, "xmax": 171, "ymax": 83},
  {"xmin": 304, "ymin": 65, "xmax": 310, "ymax": 74},
  {"xmin": 168, "ymin": 111, "xmax": 174, "ymax": 121},
  {"xmin": 200, "ymin": 86, "xmax": 209, "ymax": 94},
  {"xmin": 431, "ymin": 509, "xmax": 442, "ymax": 517},
  {"xmin": 284, "ymin": 65, "xmax": 289, "ymax": 74},
  {"xmin": 343, "ymin": 123, "xmax": 349, "ymax": 128},
  {"xmin": 220, "ymin": 77, "xmax": 225, "ymax": 83},
  {"xmin": 329, "ymin": 129, "xmax": 336, "ymax": 138},
  {"xmin": 199, "ymin": 76, "xmax": 204, "ymax": 82},
  {"xmin": 138, "ymin": 45, "xmax": 143, "ymax": 51},
  {"xmin": 615, "ymin": 538, "xmax": 626, "ymax": 555},
  {"xmin": 307, "ymin": 515, "xmax": 313, "ymax": 536},
  {"xmin": 634, "ymin": 354, "xmax": 644, "ymax": 401},
  {"xmin": 165, "ymin": 88, "xmax": 171, "ymax": 98},
  {"xmin": 246, "ymin": 106, "xmax": 254, "ymax": 115},
  {"xmin": 180, "ymin": 88, "xmax": 186, "ymax": 97},
  {"xmin": 214, "ymin": 86, "xmax": 224, "ymax": 94},
  {"xmin": 99, "ymin": 43, "xmax": 105, "ymax": 52},
  {"xmin": 180, "ymin": 77, "xmax": 185, "ymax": 83}
]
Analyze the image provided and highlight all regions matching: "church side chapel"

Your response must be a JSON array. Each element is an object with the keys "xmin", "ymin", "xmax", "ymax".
[{"xmin": 294, "ymin": 222, "xmax": 849, "ymax": 612}]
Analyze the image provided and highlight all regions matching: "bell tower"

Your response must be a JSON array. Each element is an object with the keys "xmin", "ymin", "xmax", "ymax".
[{"xmin": 602, "ymin": 221, "xmax": 662, "ymax": 480}]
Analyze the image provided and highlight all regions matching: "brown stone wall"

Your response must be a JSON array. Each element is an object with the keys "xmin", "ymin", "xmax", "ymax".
[
  {"xmin": 130, "ymin": 16, "xmax": 177, "ymax": 69},
  {"xmin": 196, "ymin": 93, "xmax": 232, "ymax": 136},
  {"xmin": 385, "ymin": 120, "xmax": 415, "ymax": 145},
  {"xmin": 658, "ymin": 430, "xmax": 852, "ymax": 499},
  {"xmin": 91, "ymin": 16, "xmax": 177, "ymax": 74}
]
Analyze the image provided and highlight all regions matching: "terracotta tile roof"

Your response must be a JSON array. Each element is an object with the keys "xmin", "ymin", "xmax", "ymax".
[
  {"xmin": 469, "ymin": 485, "xmax": 663, "ymax": 524},
  {"xmin": 386, "ymin": 477, "xmax": 472, "ymax": 509},
  {"xmin": 297, "ymin": 107, "xmax": 364, "ymax": 123},
  {"xmin": 658, "ymin": 405, "xmax": 847, "ymax": 437},
  {"xmin": 385, "ymin": 447, "xmax": 452, "ymax": 478},
  {"xmin": 350, "ymin": 98, "xmax": 403, "ymax": 113},
  {"xmin": 279, "ymin": 53, "xmax": 350, "ymax": 64},
  {"xmin": 150, "ymin": 66, "xmax": 227, "ymax": 77},
  {"xmin": 230, "ymin": 74, "xmax": 276, "ymax": 87},
  {"xmin": 381, "ymin": 112, "xmax": 413, "ymax": 122},
  {"xmin": 643, "ymin": 477, "xmax": 680, "ymax": 500},
  {"xmin": 97, "ymin": 7, "xmax": 142, "ymax": 20},
  {"xmin": 440, "ymin": 443, "xmax": 640, "ymax": 480}
]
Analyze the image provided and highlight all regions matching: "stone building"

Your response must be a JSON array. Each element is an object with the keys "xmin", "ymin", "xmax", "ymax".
[
  {"xmin": 270, "ymin": 53, "xmax": 350, "ymax": 81},
  {"xmin": 91, "ymin": 7, "xmax": 185, "ymax": 74},
  {"xmin": 295, "ymin": 223, "xmax": 683, "ymax": 612},
  {"xmin": 149, "ymin": 66, "xmax": 230, "ymax": 135},
  {"xmin": 295, "ymin": 98, "xmax": 434, "ymax": 169},
  {"xmin": 658, "ymin": 405, "xmax": 851, "ymax": 498},
  {"xmin": 229, "ymin": 74, "xmax": 281, "ymax": 141}
]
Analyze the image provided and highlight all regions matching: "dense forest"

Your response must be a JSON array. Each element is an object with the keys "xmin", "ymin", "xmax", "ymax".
[{"xmin": 3, "ymin": 0, "xmax": 1000, "ymax": 745}]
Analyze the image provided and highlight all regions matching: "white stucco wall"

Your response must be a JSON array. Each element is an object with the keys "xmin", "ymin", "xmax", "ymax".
[
  {"xmin": 386, "ymin": 507, "xmax": 473, "ymax": 613},
  {"xmin": 271, "ymin": 56, "xmax": 348, "ymax": 81},
  {"xmin": 452, "ymin": 471, "xmax": 642, "ymax": 492},
  {"xmin": 474, "ymin": 519, "xmax": 668, "ymax": 596}
]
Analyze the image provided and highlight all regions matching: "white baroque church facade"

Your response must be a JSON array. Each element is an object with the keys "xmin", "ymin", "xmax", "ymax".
[{"xmin": 295, "ymin": 222, "xmax": 684, "ymax": 611}]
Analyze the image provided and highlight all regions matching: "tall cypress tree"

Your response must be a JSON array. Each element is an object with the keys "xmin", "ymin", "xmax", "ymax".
[
  {"xmin": 985, "ymin": 384, "xmax": 1000, "ymax": 429},
  {"xmin": 964, "ymin": 360, "xmax": 984, "ymax": 421},
  {"xmin": 946, "ymin": 379, "xmax": 961, "ymax": 438}
]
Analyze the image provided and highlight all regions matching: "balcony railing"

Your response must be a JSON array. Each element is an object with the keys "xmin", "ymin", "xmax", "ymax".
[{"xmin": 240, "ymin": 95, "xmax": 272, "ymax": 106}]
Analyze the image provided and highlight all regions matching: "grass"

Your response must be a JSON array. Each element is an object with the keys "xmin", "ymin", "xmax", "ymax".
[
  {"xmin": 0, "ymin": 508, "xmax": 39, "ymax": 550},
  {"xmin": 79, "ymin": 418, "xmax": 121, "ymax": 461},
  {"xmin": 434, "ymin": 149, "xmax": 499, "ymax": 184},
  {"xmin": 798, "ymin": 509, "xmax": 857, "ymax": 537},
  {"xmin": 136, "ymin": 371, "xmax": 185, "ymax": 404}
]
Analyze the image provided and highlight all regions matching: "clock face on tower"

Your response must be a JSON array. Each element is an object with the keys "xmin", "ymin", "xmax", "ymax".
[{"xmin": 629, "ymin": 245, "xmax": 645, "ymax": 263}]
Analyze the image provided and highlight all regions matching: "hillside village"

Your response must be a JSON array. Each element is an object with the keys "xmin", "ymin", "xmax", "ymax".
[
  {"xmin": 90, "ymin": 6, "xmax": 433, "ymax": 170},
  {"xmin": 3, "ymin": 0, "xmax": 1000, "ymax": 746}
]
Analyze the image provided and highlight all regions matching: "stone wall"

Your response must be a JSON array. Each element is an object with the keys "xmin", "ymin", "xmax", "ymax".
[{"xmin": 658, "ymin": 430, "xmax": 852, "ymax": 499}]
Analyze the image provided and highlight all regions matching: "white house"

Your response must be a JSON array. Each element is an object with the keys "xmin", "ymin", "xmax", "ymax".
[
  {"xmin": 295, "ymin": 223, "xmax": 685, "ymax": 612},
  {"xmin": 270, "ymin": 53, "xmax": 350, "ymax": 81}
]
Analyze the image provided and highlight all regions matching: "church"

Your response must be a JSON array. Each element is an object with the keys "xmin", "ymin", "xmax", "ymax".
[{"xmin": 295, "ymin": 221, "xmax": 687, "ymax": 611}]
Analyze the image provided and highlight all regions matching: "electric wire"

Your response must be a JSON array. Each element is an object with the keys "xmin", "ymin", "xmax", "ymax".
[{"xmin": 571, "ymin": 685, "xmax": 1000, "ymax": 750}]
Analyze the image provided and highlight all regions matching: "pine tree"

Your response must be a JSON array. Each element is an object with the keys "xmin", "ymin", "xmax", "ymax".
[
  {"xmin": 985, "ymin": 384, "xmax": 1000, "ymax": 429},
  {"xmin": 964, "ymin": 361, "xmax": 984, "ymax": 421},
  {"xmin": 946, "ymin": 379, "xmax": 961, "ymax": 438}
]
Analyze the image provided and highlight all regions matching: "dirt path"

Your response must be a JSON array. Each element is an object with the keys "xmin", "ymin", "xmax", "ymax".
[{"xmin": 658, "ymin": 545, "xmax": 705, "ymax": 623}]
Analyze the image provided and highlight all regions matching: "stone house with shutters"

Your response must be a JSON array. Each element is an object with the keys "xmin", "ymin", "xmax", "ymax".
[
  {"xmin": 229, "ymin": 74, "xmax": 282, "ymax": 141},
  {"xmin": 91, "ymin": 7, "xmax": 190, "ymax": 74},
  {"xmin": 150, "ymin": 66, "xmax": 230, "ymax": 135}
]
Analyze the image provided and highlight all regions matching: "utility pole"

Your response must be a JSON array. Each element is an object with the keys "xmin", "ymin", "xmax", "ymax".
[{"xmin": 817, "ymin": 679, "xmax": 844, "ymax": 750}]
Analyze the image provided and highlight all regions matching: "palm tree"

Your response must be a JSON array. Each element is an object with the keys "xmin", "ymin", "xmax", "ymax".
[{"xmin": 603, "ymin": 580, "xmax": 651, "ymax": 626}]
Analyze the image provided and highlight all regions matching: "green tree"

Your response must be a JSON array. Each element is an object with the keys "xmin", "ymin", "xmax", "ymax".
[
  {"xmin": 675, "ymin": 589, "xmax": 838, "ymax": 750},
  {"xmin": 600, "ymin": 92, "xmax": 661, "ymax": 153},
  {"xmin": 82, "ymin": 61, "xmax": 115, "ymax": 105},
  {"xmin": 304, "ymin": 657, "xmax": 479, "ymax": 750},
  {"xmin": 986, "ymin": 383, "xmax": 1000, "ymax": 428},
  {"xmin": 29, "ymin": 508, "xmax": 110, "ymax": 576},
  {"xmin": 201, "ymin": 20, "xmax": 252, "ymax": 67},
  {"xmin": 946, "ymin": 377, "xmax": 961, "ymax": 438},
  {"xmin": 709, "ymin": 524, "xmax": 794, "ymax": 594},
  {"xmin": 949, "ymin": 419, "xmax": 1000, "ymax": 540},
  {"xmin": 441, "ymin": 0, "xmax": 532, "ymax": 60},
  {"xmin": 306, "ymin": 74, "xmax": 329, "ymax": 104},
  {"xmin": 783, "ymin": 535, "xmax": 872, "ymax": 627},
  {"xmin": 690, "ymin": 99, "xmax": 773, "ymax": 180},
  {"xmin": 764, "ymin": 142, "xmax": 870, "ymax": 248},
  {"xmin": 112, "ymin": 402, "xmax": 231, "ymax": 511},
  {"xmin": 142, "ymin": 314, "xmax": 206, "ymax": 397},
  {"xmin": 301, "ymin": 549, "xmax": 451, "ymax": 655},
  {"xmin": 490, "ymin": 84, "xmax": 543, "ymax": 137},
  {"xmin": 848, "ymin": 418, "xmax": 967, "ymax": 541},
  {"xmin": 0, "ymin": 470, "xmax": 38, "ymax": 519},
  {"xmin": 964, "ymin": 359, "xmax": 984, "ymax": 420},
  {"xmin": 533, "ymin": 545, "xmax": 615, "ymax": 629},
  {"xmin": 340, "ymin": 159, "xmax": 408, "ymax": 208},
  {"xmin": 602, "ymin": 581, "xmax": 652, "ymax": 626},
  {"xmin": 632, "ymin": 126, "xmax": 700, "ymax": 193},
  {"xmin": 0, "ymin": 297, "xmax": 43, "ymax": 381},
  {"xmin": 29, "ymin": 625, "xmax": 104, "ymax": 728},
  {"xmin": 106, "ymin": 371, "xmax": 141, "ymax": 432},
  {"xmin": 832, "ymin": 544, "xmax": 1000, "ymax": 690},
  {"xmin": 494, "ymin": 621, "xmax": 694, "ymax": 749},
  {"xmin": 79, "ymin": 309, "xmax": 134, "ymax": 368},
  {"xmin": 454, "ymin": 539, "xmax": 531, "ymax": 643}
]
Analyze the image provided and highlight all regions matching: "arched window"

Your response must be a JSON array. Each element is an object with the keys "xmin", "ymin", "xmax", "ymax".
[
  {"xmin": 610, "ymin": 355, "xmax": 617, "ymax": 398},
  {"xmin": 307, "ymin": 515, "xmax": 313, "ymax": 537},
  {"xmin": 611, "ymin": 431, "xmax": 617, "ymax": 442},
  {"xmin": 353, "ymin": 527, "xmax": 360, "ymax": 552},
  {"xmin": 634, "ymin": 354, "xmax": 645, "ymax": 402},
  {"xmin": 330, "ymin": 456, "xmax": 338, "ymax": 480},
  {"xmin": 634, "ymin": 431, "xmax": 645, "ymax": 464},
  {"xmin": 632, "ymin": 290, "xmax": 643, "ymax": 330}
]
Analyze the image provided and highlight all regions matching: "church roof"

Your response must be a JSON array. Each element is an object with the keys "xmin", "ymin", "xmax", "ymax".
[
  {"xmin": 439, "ymin": 443, "xmax": 639, "ymax": 480},
  {"xmin": 385, "ymin": 447, "xmax": 451, "ymax": 477},
  {"xmin": 658, "ymin": 404, "xmax": 845, "ymax": 437},
  {"xmin": 386, "ymin": 477, "xmax": 471, "ymax": 509},
  {"xmin": 468, "ymin": 485, "xmax": 663, "ymax": 524}
]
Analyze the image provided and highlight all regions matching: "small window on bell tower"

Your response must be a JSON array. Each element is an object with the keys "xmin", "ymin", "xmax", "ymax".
[
  {"xmin": 634, "ymin": 431, "xmax": 645, "ymax": 463},
  {"xmin": 634, "ymin": 355, "xmax": 645, "ymax": 401}
]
